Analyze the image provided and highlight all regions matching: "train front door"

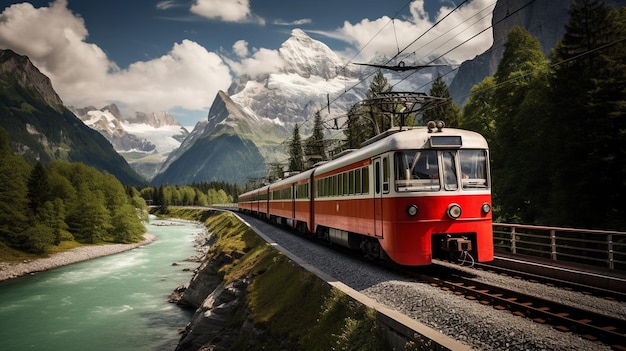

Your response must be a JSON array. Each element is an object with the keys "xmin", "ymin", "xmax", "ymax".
[{"xmin": 373, "ymin": 157, "xmax": 388, "ymax": 238}]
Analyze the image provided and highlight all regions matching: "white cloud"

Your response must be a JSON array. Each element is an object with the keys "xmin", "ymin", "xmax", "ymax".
[
  {"xmin": 0, "ymin": 0, "xmax": 232, "ymax": 119},
  {"xmin": 232, "ymin": 40, "xmax": 249, "ymax": 58},
  {"xmin": 227, "ymin": 47, "xmax": 286, "ymax": 79},
  {"xmin": 156, "ymin": 1, "xmax": 181, "ymax": 10},
  {"xmin": 190, "ymin": 0, "xmax": 264, "ymax": 24},
  {"xmin": 273, "ymin": 18, "xmax": 312, "ymax": 26},
  {"xmin": 328, "ymin": 0, "xmax": 494, "ymax": 64}
]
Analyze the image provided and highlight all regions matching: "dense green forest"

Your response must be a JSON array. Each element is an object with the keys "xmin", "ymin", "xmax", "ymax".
[
  {"xmin": 0, "ymin": 128, "xmax": 148, "ymax": 254},
  {"xmin": 461, "ymin": 0, "xmax": 626, "ymax": 230},
  {"xmin": 139, "ymin": 181, "xmax": 242, "ymax": 211},
  {"xmin": 0, "ymin": 125, "xmax": 242, "ymax": 256},
  {"xmin": 0, "ymin": 122, "xmax": 248, "ymax": 256}
]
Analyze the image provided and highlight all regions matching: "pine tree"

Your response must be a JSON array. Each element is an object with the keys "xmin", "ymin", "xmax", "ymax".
[
  {"xmin": 0, "ymin": 128, "xmax": 30, "ymax": 248},
  {"xmin": 547, "ymin": 0, "xmax": 626, "ymax": 229},
  {"xmin": 27, "ymin": 162, "xmax": 49, "ymax": 213},
  {"xmin": 491, "ymin": 26, "xmax": 550, "ymax": 223},
  {"xmin": 288, "ymin": 124, "xmax": 304, "ymax": 172},
  {"xmin": 343, "ymin": 71, "xmax": 392, "ymax": 148},
  {"xmin": 344, "ymin": 103, "xmax": 373, "ymax": 149},
  {"xmin": 367, "ymin": 70, "xmax": 393, "ymax": 133},
  {"xmin": 304, "ymin": 111, "xmax": 326, "ymax": 167},
  {"xmin": 460, "ymin": 76, "xmax": 496, "ymax": 144},
  {"xmin": 423, "ymin": 75, "xmax": 461, "ymax": 127}
]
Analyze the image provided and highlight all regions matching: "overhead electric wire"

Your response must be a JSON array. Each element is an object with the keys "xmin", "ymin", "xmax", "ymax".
[
  {"xmin": 275, "ymin": 0, "xmax": 580, "ymax": 172},
  {"xmin": 319, "ymin": 0, "xmax": 473, "ymax": 123}
]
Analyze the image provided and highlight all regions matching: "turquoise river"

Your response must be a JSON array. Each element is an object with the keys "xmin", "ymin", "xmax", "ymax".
[{"xmin": 0, "ymin": 217, "xmax": 202, "ymax": 351}]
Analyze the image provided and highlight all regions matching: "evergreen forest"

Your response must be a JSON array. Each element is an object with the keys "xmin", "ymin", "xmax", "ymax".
[
  {"xmin": 461, "ymin": 0, "xmax": 626, "ymax": 230},
  {"xmin": 0, "ymin": 125, "xmax": 243, "ymax": 256},
  {"xmin": 0, "ymin": 128, "xmax": 148, "ymax": 255}
]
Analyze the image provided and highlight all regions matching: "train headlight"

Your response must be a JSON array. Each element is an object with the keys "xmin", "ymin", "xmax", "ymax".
[
  {"xmin": 406, "ymin": 204, "xmax": 418, "ymax": 217},
  {"xmin": 447, "ymin": 203, "xmax": 462, "ymax": 219},
  {"xmin": 481, "ymin": 202, "xmax": 491, "ymax": 214}
]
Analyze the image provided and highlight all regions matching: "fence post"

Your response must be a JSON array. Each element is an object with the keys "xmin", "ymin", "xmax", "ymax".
[
  {"xmin": 510, "ymin": 226, "xmax": 516, "ymax": 254},
  {"xmin": 550, "ymin": 230, "xmax": 557, "ymax": 261},
  {"xmin": 608, "ymin": 234, "xmax": 614, "ymax": 270}
]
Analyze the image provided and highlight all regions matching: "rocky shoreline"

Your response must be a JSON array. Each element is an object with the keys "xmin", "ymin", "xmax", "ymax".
[{"xmin": 0, "ymin": 233, "xmax": 157, "ymax": 282}]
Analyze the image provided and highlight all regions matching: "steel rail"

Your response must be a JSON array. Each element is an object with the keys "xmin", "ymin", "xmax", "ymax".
[{"xmin": 404, "ymin": 268, "xmax": 626, "ymax": 350}]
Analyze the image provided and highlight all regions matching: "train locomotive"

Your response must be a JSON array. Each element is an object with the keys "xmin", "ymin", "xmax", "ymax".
[{"xmin": 238, "ymin": 122, "xmax": 494, "ymax": 266}]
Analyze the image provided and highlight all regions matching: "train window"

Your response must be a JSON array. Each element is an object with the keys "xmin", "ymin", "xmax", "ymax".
[
  {"xmin": 333, "ymin": 175, "xmax": 338, "ymax": 196},
  {"xmin": 459, "ymin": 150, "xmax": 489, "ymax": 189},
  {"xmin": 349, "ymin": 171, "xmax": 354, "ymax": 194},
  {"xmin": 355, "ymin": 168, "xmax": 362, "ymax": 194},
  {"xmin": 394, "ymin": 151, "xmax": 441, "ymax": 192},
  {"xmin": 383, "ymin": 157, "xmax": 390, "ymax": 193},
  {"xmin": 375, "ymin": 162, "xmax": 380, "ymax": 194},
  {"xmin": 362, "ymin": 167, "xmax": 369, "ymax": 194},
  {"xmin": 343, "ymin": 172, "xmax": 349, "ymax": 195},
  {"xmin": 327, "ymin": 177, "xmax": 332, "ymax": 196},
  {"xmin": 442, "ymin": 152, "xmax": 458, "ymax": 191}
]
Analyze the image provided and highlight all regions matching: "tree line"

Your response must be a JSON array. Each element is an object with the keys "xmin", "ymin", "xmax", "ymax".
[
  {"xmin": 139, "ymin": 181, "xmax": 241, "ymax": 213},
  {"xmin": 287, "ymin": 0, "xmax": 626, "ymax": 231},
  {"xmin": 0, "ymin": 128, "xmax": 148, "ymax": 254},
  {"xmin": 0, "ymin": 124, "xmax": 244, "ymax": 255}
]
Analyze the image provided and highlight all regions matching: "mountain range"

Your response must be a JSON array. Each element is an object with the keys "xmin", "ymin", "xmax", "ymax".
[
  {"xmin": 69, "ymin": 105, "xmax": 189, "ymax": 180},
  {"xmin": 4, "ymin": 0, "xmax": 622, "ymax": 186},
  {"xmin": 153, "ymin": 28, "xmax": 452, "ymax": 185},
  {"xmin": 0, "ymin": 49, "xmax": 143, "ymax": 185}
]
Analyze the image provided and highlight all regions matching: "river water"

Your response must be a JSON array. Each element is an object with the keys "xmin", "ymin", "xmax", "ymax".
[{"xmin": 0, "ymin": 217, "xmax": 202, "ymax": 351}]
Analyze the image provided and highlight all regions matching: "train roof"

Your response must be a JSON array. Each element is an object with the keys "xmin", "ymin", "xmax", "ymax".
[
  {"xmin": 268, "ymin": 168, "xmax": 315, "ymax": 189},
  {"xmin": 315, "ymin": 126, "xmax": 488, "ymax": 174}
]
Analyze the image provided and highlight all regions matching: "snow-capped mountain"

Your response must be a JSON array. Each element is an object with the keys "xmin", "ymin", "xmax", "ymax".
[
  {"xmin": 70, "ymin": 104, "xmax": 189, "ymax": 180},
  {"xmin": 154, "ymin": 29, "xmax": 454, "ymax": 185}
]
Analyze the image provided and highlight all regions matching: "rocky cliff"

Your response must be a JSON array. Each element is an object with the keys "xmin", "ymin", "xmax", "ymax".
[
  {"xmin": 0, "ymin": 49, "xmax": 144, "ymax": 184},
  {"xmin": 167, "ymin": 209, "xmax": 388, "ymax": 351},
  {"xmin": 449, "ymin": 0, "xmax": 626, "ymax": 105}
]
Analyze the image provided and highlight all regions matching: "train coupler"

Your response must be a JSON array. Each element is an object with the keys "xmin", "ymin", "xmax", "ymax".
[{"xmin": 442, "ymin": 236, "xmax": 475, "ymax": 267}]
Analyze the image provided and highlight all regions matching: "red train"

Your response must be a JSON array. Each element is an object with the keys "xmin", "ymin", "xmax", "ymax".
[{"xmin": 238, "ymin": 123, "xmax": 494, "ymax": 266}]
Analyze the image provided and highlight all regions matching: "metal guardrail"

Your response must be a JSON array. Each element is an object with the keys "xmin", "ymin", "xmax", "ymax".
[{"xmin": 493, "ymin": 223, "xmax": 626, "ymax": 271}]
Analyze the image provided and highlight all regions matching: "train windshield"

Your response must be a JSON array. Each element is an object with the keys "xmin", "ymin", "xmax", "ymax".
[
  {"xmin": 394, "ymin": 150, "xmax": 441, "ymax": 192},
  {"xmin": 394, "ymin": 149, "xmax": 489, "ymax": 192}
]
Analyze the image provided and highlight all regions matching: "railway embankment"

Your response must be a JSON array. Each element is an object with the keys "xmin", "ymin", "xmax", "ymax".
[{"xmin": 167, "ymin": 208, "xmax": 464, "ymax": 351}]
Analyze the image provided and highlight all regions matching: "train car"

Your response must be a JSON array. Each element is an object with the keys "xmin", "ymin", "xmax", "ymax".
[
  {"xmin": 311, "ymin": 124, "xmax": 493, "ymax": 266},
  {"xmin": 238, "ymin": 185, "xmax": 270, "ymax": 218},
  {"xmin": 239, "ymin": 122, "xmax": 493, "ymax": 266},
  {"xmin": 267, "ymin": 169, "xmax": 314, "ymax": 231},
  {"xmin": 238, "ymin": 189, "xmax": 256, "ymax": 214}
]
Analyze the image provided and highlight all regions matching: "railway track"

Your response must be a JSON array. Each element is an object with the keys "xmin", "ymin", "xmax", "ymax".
[
  {"xmin": 402, "ymin": 264, "xmax": 626, "ymax": 350},
  {"xmin": 473, "ymin": 259, "xmax": 626, "ymax": 303}
]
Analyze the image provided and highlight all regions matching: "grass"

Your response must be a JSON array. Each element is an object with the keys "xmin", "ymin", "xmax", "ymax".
[{"xmin": 163, "ymin": 208, "xmax": 391, "ymax": 350}]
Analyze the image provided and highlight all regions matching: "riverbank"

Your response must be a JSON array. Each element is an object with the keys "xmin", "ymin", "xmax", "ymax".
[{"xmin": 0, "ymin": 233, "xmax": 157, "ymax": 282}]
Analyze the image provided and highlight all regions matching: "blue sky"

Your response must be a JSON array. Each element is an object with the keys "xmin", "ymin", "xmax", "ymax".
[{"xmin": 0, "ymin": 0, "xmax": 495, "ymax": 126}]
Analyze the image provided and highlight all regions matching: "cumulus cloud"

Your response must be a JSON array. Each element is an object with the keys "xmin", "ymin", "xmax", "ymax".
[
  {"xmin": 232, "ymin": 40, "xmax": 249, "ymax": 58},
  {"xmin": 190, "ymin": 0, "xmax": 264, "ymax": 24},
  {"xmin": 227, "ymin": 47, "xmax": 286, "ymax": 79},
  {"xmin": 325, "ymin": 0, "xmax": 495, "ymax": 64},
  {"xmin": 0, "ymin": 0, "xmax": 232, "ymax": 117}
]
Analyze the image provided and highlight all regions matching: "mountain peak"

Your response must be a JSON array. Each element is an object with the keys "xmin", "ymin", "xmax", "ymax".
[
  {"xmin": 279, "ymin": 28, "xmax": 346, "ymax": 80},
  {"xmin": 0, "ymin": 49, "xmax": 64, "ymax": 108}
]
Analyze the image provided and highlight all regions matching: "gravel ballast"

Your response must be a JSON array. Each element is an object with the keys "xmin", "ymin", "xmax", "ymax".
[
  {"xmin": 237, "ymin": 213, "xmax": 623, "ymax": 351},
  {"xmin": 0, "ymin": 233, "xmax": 157, "ymax": 282}
]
